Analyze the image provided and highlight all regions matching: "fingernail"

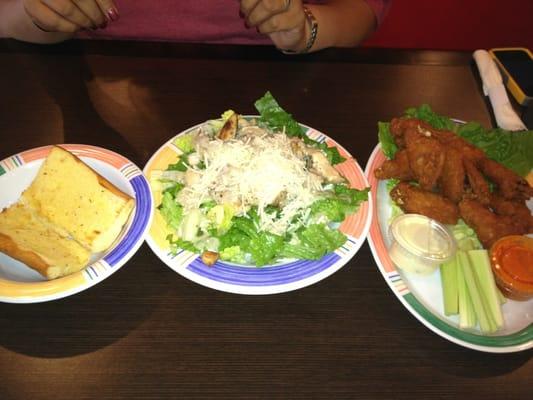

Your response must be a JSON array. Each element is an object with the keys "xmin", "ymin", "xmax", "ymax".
[{"xmin": 107, "ymin": 7, "xmax": 119, "ymax": 22}]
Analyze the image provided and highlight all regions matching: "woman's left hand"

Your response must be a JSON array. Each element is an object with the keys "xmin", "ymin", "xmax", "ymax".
[{"xmin": 240, "ymin": 0, "xmax": 309, "ymax": 52}]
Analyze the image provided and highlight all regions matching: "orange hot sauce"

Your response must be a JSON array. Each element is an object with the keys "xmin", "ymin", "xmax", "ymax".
[{"xmin": 490, "ymin": 236, "xmax": 533, "ymax": 301}]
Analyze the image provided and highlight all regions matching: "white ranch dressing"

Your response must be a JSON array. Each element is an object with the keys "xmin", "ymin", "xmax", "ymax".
[{"xmin": 388, "ymin": 214, "xmax": 456, "ymax": 275}]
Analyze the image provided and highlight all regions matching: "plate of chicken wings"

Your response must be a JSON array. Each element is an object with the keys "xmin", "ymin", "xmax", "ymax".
[{"xmin": 365, "ymin": 109, "xmax": 533, "ymax": 353}]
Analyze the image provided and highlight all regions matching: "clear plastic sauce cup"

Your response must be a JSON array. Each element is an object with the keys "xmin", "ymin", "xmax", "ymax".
[{"xmin": 388, "ymin": 214, "xmax": 456, "ymax": 275}]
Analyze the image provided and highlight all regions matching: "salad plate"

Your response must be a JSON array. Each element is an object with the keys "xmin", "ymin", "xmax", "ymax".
[
  {"xmin": 0, "ymin": 144, "xmax": 153, "ymax": 303},
  {"xmin": 365, "ymin": 144, "xmax": 533, "ymax": 353},
  {"xmin": 144, "ymin": 116, "xmax": 372, "ymax": 295}
]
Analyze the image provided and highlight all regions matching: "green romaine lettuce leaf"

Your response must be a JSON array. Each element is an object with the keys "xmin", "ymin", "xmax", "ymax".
[
  {"xmin": 166, "ymin": 155, "xmax": 189, "ymax": 172},
  {"xmin": 457, "ymin": 123, "xmax": 533, "ymax": 177},
  {"xmin": 254, "ymin": 91, "xmax": 346, "ymax": 165},
  {"xmin": 163, "ymin": 182, "xmax": 184, "ymax": 198},
  {"xmin": 310, "ymin": 198, "xmax": 348, "ymax": 222},
  {"xmin": 247, "ymin": 231, "xmax": 285, "ymax": 266},
  {"xmin": 404, "ymin": 104, "xmax": 456, "ymax": 131},
  {"xmin": 378, "ymin": 121, "xmax": 397, "ymax": 159},
  {"xmin": 218, "ymin": 227, "xmax": 250, "ymax": 252},
  {"xmin": 158, "ymin": 192, "xmax": 184, "ymax": 231},
  {"xmin": 219, "ymin": 245, "xmax": 247, "ymax": 264},
  {"xmin": 384, "ymin": 179, "xmax": 403, "ymax": 222},
  {"xmin": 311, "ymin": 185, "xmax": 369, "ymax": 223},
  {"xmin": 207, "ymin": 204, "xmax": 235, "ymax": 235},
  {"xmin": 166, "ymin": 234, "xmax": 198, "ymax": 254},
  {"xmin": 281, "ymin": 224, "xmax": 346, "ymax": 260},
  {"xmin": 254, "ymin": 91, "xmax": 305, "ymax": 138},
  {"xmin": 218, "ymin": 213, "xmax": 256, "ymax": 252},
  {"xmin": 200, "ymin": 199, "xmax": 217, "ymax": 210},
  {"xmin": 316, "ymin": 142, "xmax": 345, "ymax": 165},
  {"xmin": 173, "ymin": 134, "xmax": 195, "ymax": 154},
  {"xmin": 217, "ymin": 211, "xmax": 285, "ymax": 266}
]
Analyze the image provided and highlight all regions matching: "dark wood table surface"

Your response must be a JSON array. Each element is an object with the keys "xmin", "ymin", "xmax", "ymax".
[{"xmin": 0, "ymin": 39, "xmax": 530, "ymax": 400}]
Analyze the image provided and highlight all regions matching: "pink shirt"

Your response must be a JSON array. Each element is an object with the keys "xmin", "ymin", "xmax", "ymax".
[{"xmin": 81, "ymin": 0, "xmax": 389, "ymax": 44}]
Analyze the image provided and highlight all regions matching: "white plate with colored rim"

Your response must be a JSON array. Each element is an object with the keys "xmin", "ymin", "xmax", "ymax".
[
  {"xmin": 143, "ymin": 120, "xmax": 372, "ymax": 295},
  {"xmin": 365, "ymin": 144, "xmax": 533, "ymax": 353},
  {"xmin": 0, "ymin": 144, "xmax": 153, "ymax": 303}
]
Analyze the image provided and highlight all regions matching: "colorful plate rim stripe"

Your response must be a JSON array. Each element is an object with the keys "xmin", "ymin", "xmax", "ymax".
[
  {"xmin": 0, "ymin": 144, "xmax": 153, "ymax": 303},
  {"xmin": 143, "ymin": 120, "xmax": 372, "ymax": 295},
  {"xmin": 365, "ymin": 144, "xmax": 533, "ymax": 353}
]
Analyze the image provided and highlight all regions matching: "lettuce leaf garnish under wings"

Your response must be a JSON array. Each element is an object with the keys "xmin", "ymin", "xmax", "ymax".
[
  {"xmin": 377, "ymin": 121, "xmax": 398, "ymax": 160},
  {"xmin": 456, "ymin": 122, "xmax": 533, "ymax": 177},
  {"xmin": 404, "ymin": 104, "xmax": 457, "ymax": 131}
]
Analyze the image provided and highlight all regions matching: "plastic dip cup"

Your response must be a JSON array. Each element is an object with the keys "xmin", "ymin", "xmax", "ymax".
[{"xmin": 388, "ymin": 214, "xmax": 456, "ymax": 275}]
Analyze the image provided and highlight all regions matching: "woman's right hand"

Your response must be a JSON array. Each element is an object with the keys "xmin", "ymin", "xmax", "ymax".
[{"xmin": 23, "ymin": 0, "xmax": 119, "ymax": 33}]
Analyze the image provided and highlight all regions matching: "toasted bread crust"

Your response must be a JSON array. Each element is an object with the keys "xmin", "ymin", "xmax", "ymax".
[
  {"xmin": 96, "ymin": 173, "xmax": 133, "ymax": 202},
  {"xmin": 0, "ymin": 233, "xmax": 50, "ymax": 277},
  {"xmin": 0, "ymin": 202, "xmax": 91, "ymax": 279}
]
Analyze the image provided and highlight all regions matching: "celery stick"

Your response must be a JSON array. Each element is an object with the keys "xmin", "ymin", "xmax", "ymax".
[
  {"xmin": 468, "ymin": 250, "xmax": 504, "ymax": 330},
  {"xmin": 459, "ymin": 238, "xmax": 477, "ymax": 252},
  {"xmin": 458, "ymin": 250, "xmax": 494, "ymax": 333},
  {"xmin": 464, "ymin": 282, "xmax": 477, "ymax": 329},
  {"xmin": 440, "ymin": 258, "xmax": 458, "ymax": 316},
  {"xmin": 456, "ymin": 253, "xmax": 476, "ymax": 329},
  {"xmin": 497, "ymin": 288, "xmax": 507, "ymax": 305}
]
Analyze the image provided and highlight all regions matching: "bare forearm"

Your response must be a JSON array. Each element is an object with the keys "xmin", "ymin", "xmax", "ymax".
[
  {"xmin": 0, "ymin": 0, "xmax": 73, "ymax": 43},
  {"xmin": 308, "ymin": 0, "xmax": 377, "ymax": 51}
]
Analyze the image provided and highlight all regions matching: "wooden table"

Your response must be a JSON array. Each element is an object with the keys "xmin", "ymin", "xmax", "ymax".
[{"xmin": 0, "ymin": 40, "xmax": 530, "ymax": 400}]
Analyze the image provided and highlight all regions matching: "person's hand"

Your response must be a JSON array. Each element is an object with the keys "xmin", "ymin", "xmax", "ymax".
[
  {"xmin": 23, "ymin": 0, "xmax": 119, "ymax": 33},
  {"xmin": 240, "ymin": 0, "xmax": 309, "ymax": 52}
]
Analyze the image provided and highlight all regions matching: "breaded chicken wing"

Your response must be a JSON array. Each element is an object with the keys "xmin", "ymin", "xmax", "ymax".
[
  {"xmin": 459, "ymin": 198, "xmax": 528, "ymax": 248},
  {"xmin": 374, "ymin": 149, "xmax": 413, "ymax": 181},
  {"xmin": 389, "ymin": 118, "xmax": 435, "ymax": 148},
  {"xmin": 404, "ymin": 128, "xmax": 445, "ymax": 191},
  {"xmin": 464, "ymin": 158, "xmax": 491, "ymax": 205},
  {"xmin": 489, "ymin": 194, "xmax": 533, "ymax": 232},
  {"xmin": 480, "ymin": 158, "xmax": 533, "ymax": 201},
  {"xmin": 390, "ymin": 118, "xmax": 486, "ymax": 164},
  {"xmin": 390, "ymin": 182, "xmax": 459, "ymax": 225},
  {"xmin": 439, "ymin": 147, "xmax": 465, "ymax": 203},
  {"xmin": 430, "ymin": 130, "xmax": 486, "ymax": 164},
  {"xmin": 389, "ymin": 117, "xmax": 406, "ymax": 148}
]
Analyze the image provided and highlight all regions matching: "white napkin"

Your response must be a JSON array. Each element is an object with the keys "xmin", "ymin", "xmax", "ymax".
[{"xmin": 473, "ymin": 49, "xmax": 526, "ymax": 131}]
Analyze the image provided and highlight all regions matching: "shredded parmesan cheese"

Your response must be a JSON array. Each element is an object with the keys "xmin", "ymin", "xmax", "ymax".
[{"xmin": 176, "ymin": 128, "xmax": 327, "ymax": 235}]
